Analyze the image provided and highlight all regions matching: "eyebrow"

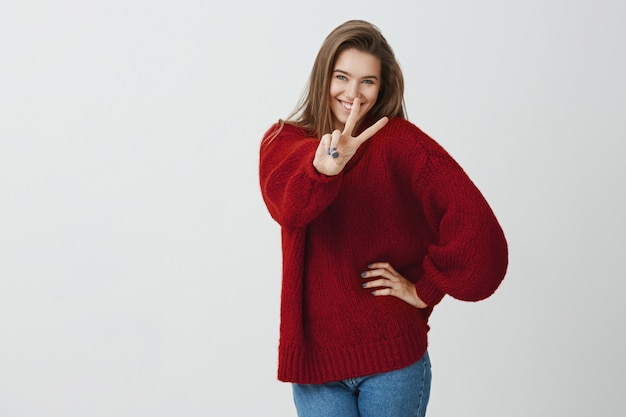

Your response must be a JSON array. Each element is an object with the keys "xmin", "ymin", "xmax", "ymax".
[{"xmin": 333, "ymin": 69, "xmax": 379, "ymax": 80}]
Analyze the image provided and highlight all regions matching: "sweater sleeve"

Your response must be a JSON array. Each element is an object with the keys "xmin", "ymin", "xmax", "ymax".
[
  {"xmin": 413, "ymin": 152, "xmax": 508, "ymax": 302},
  {"xmin": 259, "ymin": 123, "xmax": 343, "ymax": 227}
]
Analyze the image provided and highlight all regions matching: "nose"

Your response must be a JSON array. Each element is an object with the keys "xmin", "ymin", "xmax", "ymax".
[{"xmin": 345, "ymin": 81, "xmax": 361, "ymax": 101}]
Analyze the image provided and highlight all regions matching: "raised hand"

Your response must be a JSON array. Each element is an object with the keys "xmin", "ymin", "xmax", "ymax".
[
  {"xmin": 313, "ymin": 98, "xmax": 388, "ymax": 176},
  {"xmin": 361, "ymin": 262, "xmax": 428, "ymax": 309}
]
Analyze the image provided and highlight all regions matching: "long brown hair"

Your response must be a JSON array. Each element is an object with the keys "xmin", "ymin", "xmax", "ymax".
[{"xmin": 289, "ymin": 20, "xmax": 406, "ymax": 138}]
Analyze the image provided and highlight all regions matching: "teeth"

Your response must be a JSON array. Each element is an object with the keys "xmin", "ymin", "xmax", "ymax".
[{"xmin": 342, "ymin": 101, "xmax": 353, "ymax": 110}]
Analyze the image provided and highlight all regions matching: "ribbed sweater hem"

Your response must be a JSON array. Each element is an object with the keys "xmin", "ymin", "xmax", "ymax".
[{"xmin": 277, "ymin": 330, "xmax": 428, "ymax": 384}]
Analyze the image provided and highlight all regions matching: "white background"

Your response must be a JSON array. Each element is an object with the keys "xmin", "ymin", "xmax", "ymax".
[{"xmin": 1, "ymin": 1, "xmax": 624, "ymax": 416}]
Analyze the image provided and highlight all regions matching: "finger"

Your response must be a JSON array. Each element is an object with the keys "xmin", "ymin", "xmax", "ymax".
[
  {"xmin": 367, "ymin": 261, "xmax": 400, "ymax": 276},
  {"xmin": 314, "ymin": 138, "xmax": 328, "ymax": 164},
  {"xmin": 329, "ymin": 130, "xmax": 341, "ymax": 158},
  {"xmin": 362, "ymin": 278, "xmax": 394, "ymax": 289},
  {"xmin": 319, "ymin": 133, "xmax": 332, "ymax": 155},
  {"xmin": 362, "ymin": 269, "xmax": 395, "ymax": 282},
  {"xmin": 371, "ymin": 288, "xmax": 393, "ymax": 297},
  {"xmin": 342, "ymin": 97, "xmax": 361, "ymax": 137},
  {"xmin": 314, "ymin": 134, "xmax": 332, "ymax": 167},
  {"xmin": 355, "ymin": 116, "xmax": 389, "ymax": 144}
]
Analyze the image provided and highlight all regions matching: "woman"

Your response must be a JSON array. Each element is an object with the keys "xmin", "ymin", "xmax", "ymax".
[{"xmin": 259, "ymin": 20, "xmax": 508, "ymax": 417}]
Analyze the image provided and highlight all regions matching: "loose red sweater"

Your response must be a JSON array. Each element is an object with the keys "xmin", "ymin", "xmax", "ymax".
[{"xmin": 259, "ymin": 117, "xmax": 508, "ymax": 384}]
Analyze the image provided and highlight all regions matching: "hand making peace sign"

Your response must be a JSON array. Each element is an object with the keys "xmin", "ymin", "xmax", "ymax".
[{"xmin": 313, "ymin": 98, "xmax": 389, "ymax": 176}]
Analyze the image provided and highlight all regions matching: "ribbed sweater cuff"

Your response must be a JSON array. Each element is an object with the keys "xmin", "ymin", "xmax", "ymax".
[
  {"xmin": 307, "ymin": 162, "xmax": 343, "ymax": 183},
  {"xmin": 415, "ymin": 276, "xmax": 445, "ymax": 307}
]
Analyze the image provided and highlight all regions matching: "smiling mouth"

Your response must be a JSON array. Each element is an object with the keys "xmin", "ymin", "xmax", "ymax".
[{"xmin": 340, "ymin": 100, "xmax": 355, "ymax": 110}]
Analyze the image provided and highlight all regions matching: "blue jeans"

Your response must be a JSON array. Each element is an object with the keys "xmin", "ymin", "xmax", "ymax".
[{"xmin": 292, "ymin": 352, "xmax": 431, "ymax": 417}]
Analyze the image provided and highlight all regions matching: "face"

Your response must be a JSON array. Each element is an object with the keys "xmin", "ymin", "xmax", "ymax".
[{"xmin": 329, "ymin": 48, "xmax": 381, "ymax": 132}]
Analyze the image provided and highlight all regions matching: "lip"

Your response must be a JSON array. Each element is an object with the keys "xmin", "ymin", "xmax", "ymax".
[{"xmin": 338, "ymin": 100, "xmax": 358, "ymax": 112}]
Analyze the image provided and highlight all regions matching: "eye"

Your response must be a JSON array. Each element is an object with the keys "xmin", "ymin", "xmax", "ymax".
[
  {"xmin": 336, "ymin": 75, "xmax": 348, "ymax": 81},
  {"xmin": 363, "ymin": 79, "xmax": 375, "ymax": 85}
]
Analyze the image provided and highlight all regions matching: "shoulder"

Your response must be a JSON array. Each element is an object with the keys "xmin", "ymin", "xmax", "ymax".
[
  {"xmin": 260, "ymin": 121, "xmax": 320, "ymax": 164},
  {"xmin": 263, "ymin": 120, "xmax": 308, "ymax": 141},
  {"xmin": 261, "ymin": 121, "xmax": 313, "ymax": 152},
  {"xmin": 380, "ymin": 118, "xmax": 450, "ymax": 157}
]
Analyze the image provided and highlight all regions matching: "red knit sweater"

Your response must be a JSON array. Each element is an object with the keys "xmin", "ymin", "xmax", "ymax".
[{"xmin": 259, "ymin": 117, "xmax": 508, "ymax": 384}]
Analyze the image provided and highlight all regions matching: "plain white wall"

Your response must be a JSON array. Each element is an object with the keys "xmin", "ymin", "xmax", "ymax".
[{"xmin": 1, "ymin": 1, "xmax": 624, "ymax": 416}]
